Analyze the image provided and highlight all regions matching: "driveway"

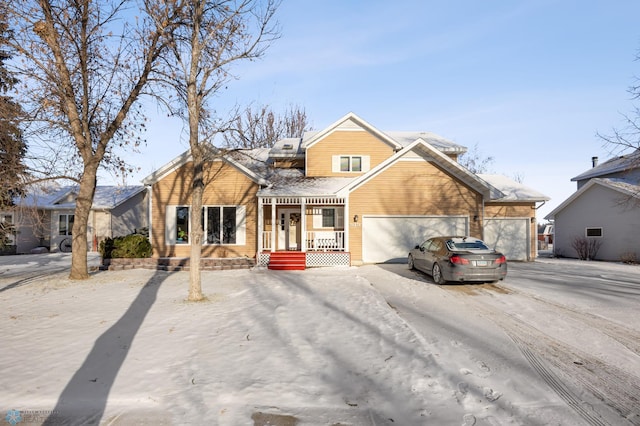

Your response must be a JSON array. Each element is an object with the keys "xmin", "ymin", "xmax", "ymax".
[{"xmin": 1, "ymin": 255, "xmax": 638, "ymax": 425}]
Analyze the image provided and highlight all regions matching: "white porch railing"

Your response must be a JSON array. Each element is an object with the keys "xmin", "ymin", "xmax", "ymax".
[
  {"xmin": 262, "ymin": 231, "xmax": 272, "ymax": 251},
  {"xmin": 260, "ymin": 230, "xmax": 346, "ymax": 252},
  {"xmin": 306, "ymin": 231, "xmax": 345, "ymax": 251}
]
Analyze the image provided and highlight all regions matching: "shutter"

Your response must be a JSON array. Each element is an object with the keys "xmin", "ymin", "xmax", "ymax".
[
  {"xmin": 312, "ymin": 208, "xmax": 322, "ymax": 228},
  {"xmin": 165, "ymin": 206, "xmax": 176, "ymax": 245},
  {"xmin": 332, "ymin": 155, "xmax": 340, "ymax": 173},
  {"xmin": 236, "ymin": 205, "xmax": 246, "ymax": 245},
  {"xmin": 362, "ymin": 156, "xmax": 370, "ymax": 172},
  {"xmin": 336, "ymin": 207, "xmax": 344, "ymax": 228}
]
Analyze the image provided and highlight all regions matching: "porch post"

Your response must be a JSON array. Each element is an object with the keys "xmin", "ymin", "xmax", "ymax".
[
  {"xmin": 270, "ymin": 197, "xmax": 276, "ymax": 251},
  {"xmin": 343, "ymin": 196, "xmax": 349, "ymax": 252},
  {"xmin": 257, "ymin": 197, "xmax": 264, "ymax": 253},
  {"xmin": 300, "ymin": 197, "xmax": 307, "ymax": 252}
]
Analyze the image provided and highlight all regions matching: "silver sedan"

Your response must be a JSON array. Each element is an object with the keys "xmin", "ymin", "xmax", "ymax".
[{"xmin": 408, "ymin": 236, "xmax": 507, "ymax": 284}]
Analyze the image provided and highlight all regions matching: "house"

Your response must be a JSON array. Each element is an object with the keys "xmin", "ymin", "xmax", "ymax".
[
  {"xmin": 1, "ymin": 185, "xmax": 147, "ymax": 254},
  {"xmin": 545, "ymin": 150, "xmax": 640, "ymax": 261},
  {"xmin": 143, "ymin": 113, "xmax": 549, "ymax": 268}
]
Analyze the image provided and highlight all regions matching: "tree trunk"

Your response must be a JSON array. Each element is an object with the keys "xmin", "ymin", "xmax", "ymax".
[
  {"xmin": 187, "ymin": 140, "xmax": 205, "ymax": 301},
  {"xmin": 70, "ymin": 165, "xmax": 98, "ymax": 280}
]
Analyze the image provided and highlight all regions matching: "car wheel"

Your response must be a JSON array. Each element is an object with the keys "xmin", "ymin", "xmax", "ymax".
[
  {"xmin": 432, "ymin": 263, "xmax": 446, "ymax": 284},
  {"xmin": 408, "ymin": 254, "xmax": 415, "ymax": 270}
]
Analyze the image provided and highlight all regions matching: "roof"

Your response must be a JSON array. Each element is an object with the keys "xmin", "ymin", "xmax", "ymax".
[
  {"xmin": 477, "ymin": 174, "xmax": 550, "ymax": 202},
  {"xmin": 17, "ymin": 185, "xmax": 145, "ymax": 210},
  {"xmin": 571, "ymin": 149, "xmax": 640, "ymax": 181},
  {"xmin": 344, "ymin": 139, "xmax": 495, "ymax": 199},
  {"xmin": 277, "ymin": 112, "xmax": 466, "ymax": 156},
  {"xmin": 141, "ymin": 145, "xmax": 270, "ymax": 186},
  {"xmin": 544, "ymin": 177, "xmax": 640, "ymax": 220}
]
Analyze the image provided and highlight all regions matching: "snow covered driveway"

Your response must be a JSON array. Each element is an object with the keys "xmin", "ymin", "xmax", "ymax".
[{"xmin": 1, "ymin": 256, "xmax": 639, "ymax": 425}]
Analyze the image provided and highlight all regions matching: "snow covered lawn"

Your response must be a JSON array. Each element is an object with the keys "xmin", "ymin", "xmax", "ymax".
[{"xmin": 1, "ymin": 257, "xmax": 638, "ymax": 425}]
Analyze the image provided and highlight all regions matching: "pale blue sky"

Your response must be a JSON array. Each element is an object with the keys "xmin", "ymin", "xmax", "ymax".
[{"xmin": 117, "ymin": 1, "xmax": 640, "ymax": 221}]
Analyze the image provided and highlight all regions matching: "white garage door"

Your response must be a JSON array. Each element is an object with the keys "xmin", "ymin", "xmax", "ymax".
[
  {"xmin": 362, "ymin": 216, "xmax": 468, "ymax": 263},
  {"xmin": 483, "ymin": 218, "xmax": 529, "ymax": 261}
]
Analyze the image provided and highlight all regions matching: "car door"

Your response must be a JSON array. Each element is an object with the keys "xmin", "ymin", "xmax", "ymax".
[
  {"xmin": 424, "ymin": 239, "xmax": 442, "ymax": 273},
  {"xmin": 413, "ymin": 239, "xmax": 431, "ymax": 272}
]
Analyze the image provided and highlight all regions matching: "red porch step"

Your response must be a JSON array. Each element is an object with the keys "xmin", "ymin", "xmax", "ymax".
[{"xmin": 268, "ymin": 251, "xmax": 306, "ymax": 271}]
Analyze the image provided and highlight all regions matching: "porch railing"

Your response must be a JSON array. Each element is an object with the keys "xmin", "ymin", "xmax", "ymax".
[
  {"xmin": 262, "ymin": 231, "xmax": 272, "ymax": 251},
  {"xmin": 260, "ymin": 230, "xmax": 345, "ymax": 252},
  {"xmin": 306, "ymin": 231, "xmax": 345, "ymax": 251}
]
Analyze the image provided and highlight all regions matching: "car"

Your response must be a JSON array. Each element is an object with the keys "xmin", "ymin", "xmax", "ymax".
[{"xmin": 408, "ymin": 236, "xmax": 507, "ymax": 284}]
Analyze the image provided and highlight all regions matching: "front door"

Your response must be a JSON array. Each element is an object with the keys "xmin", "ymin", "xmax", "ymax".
[{"xmin": 277, "ymin": 209, "xmax": 301, "ymax": 250}]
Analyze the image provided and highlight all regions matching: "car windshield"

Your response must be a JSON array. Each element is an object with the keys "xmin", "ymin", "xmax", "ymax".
[{"xmin": 447, "ymin": 240, "xmax": 490, "ymax": 251}]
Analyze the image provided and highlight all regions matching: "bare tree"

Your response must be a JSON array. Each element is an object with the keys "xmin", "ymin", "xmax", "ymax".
[
  {"xmin": 156, "ymin": 0, "xmax": 280, "ymax": 301},
  {"xmin": 5, "ymin": 1, "xmax": 177, "ymax": 279},
  {"xmin": 597, "ymin": 49, "xmax": 640, "ymax": 205},
  {"xmin": 458, "ymin": 142, "xmax": 494, "ymax": 174},
  {"xmin": 223, "ymin": 104, "xmax": 311, "ymax": 148}
]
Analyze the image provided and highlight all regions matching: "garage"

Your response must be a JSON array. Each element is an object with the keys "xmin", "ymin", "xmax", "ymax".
[
  {"xmin": 483, "ymin": 217, "xmax": 530, "ymax": 261},
  {"xmin": 362, "ymin": 215, "xmax": 469, "ymax": 263}
]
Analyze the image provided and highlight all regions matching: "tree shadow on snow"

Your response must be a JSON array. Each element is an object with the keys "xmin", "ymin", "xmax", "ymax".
[{"xmin": 43, "ymin": 270, "xmax": 169, "ymax": 426}]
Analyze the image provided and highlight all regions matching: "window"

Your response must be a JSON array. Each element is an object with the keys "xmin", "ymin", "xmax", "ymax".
[
  {"xmin": 339, "ymin": 156, "xmax": 362, "ymax": 172},
  {"xmin": 1, "ymin": 214, "xmax": 15, "ymax": 244},
  {"xmin": 168, "ymin": 205, "xmax": 244, "ymax": 245},
  {"xmin": 59, "ymin": 214, "xmax": 74, "ymax": 236},
  {"xmin": 312, "ymin": 207, "xmax": 344, "ymax": 229},
  {"xmin": 586, "ymin": 227, "xmax": 603, "ymax": 237},
  {"xmin": 176, "ymin": 207, "xmax": 189, "ymax": 243},
  {"xmin": 333, "ymin": 155, "xmax": 369, "ymax": 173},
  {"xmin": 322, "ymin": 209, "xmax": 335, "ymax": 227},
  {"xmin": 205, "ymin": 206, "xmax": 237, "ymax": 244}
]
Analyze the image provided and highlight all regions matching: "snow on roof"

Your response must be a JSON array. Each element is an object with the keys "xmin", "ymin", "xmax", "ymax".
[
  {"xmin": 269, "ymin": 138, "xmax": 304, "ymax": 158},
  {"xmin": 571, "ymin": 149, "xmax": 640, "ymax": 181},
  {"xmin": 258, "ymin": 176, "xmax": 355, "ymax": 197},
  {"xmin": 545, "ymin": 177, "xmax": 640, "ymax": 220},
  {"xmin": 287, "ymin": 130, "xmax": 465, "ymax": 155},
  {"xmin": 384, "ymin": 131, "xmax": 466, "ymax": 153},
  {"xmin": 16, "ymin": 185, "xmax": 145, "ymax": 210},
  {"xmin": 477, "ymin": 174, "xmax": 550, "ymax": 202}
]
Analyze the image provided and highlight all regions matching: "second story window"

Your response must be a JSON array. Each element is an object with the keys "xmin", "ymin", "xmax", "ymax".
[{"xmin": 339, "ymin": 156, "xmax": 362, "ymax": 172}]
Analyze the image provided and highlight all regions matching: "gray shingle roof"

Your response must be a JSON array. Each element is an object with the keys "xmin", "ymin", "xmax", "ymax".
[{"xmin": 571, "ymin": 149, "xmax": 640, "ymax": 181}]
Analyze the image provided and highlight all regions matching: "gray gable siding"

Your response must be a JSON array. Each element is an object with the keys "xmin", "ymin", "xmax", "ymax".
[
  {"xmin": 576, "ymin": 168, "xmax": 640, "ymax": 189},
  {"xmin": 110, "ymin": 190, "xmax": 148, "ymax": 237},
  {"xmin": 554, "ymin": 184, "xmax": 640, "ymax": 261}
]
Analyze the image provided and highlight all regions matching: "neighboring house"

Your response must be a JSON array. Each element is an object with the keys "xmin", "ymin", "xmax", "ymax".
[
  {"xmin": 143, "ymin": 112, "xmax": 549, "ymax": 268},
  {"xmin": 545, "ymin": 149, "xmax": 640, "ymax": 262},
  {"xmin": 1, "ymin": 185, "xmax": 147, "ymax": 254}
]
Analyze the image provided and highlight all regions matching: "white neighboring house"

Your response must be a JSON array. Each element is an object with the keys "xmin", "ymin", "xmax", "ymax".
[
  {"xmin": 1, "ymin": 185, "xmax": 148, "ymax": 254},
  {"xmin": 545, "ymin": 150, "xmax": 640, "ymax": 261}
]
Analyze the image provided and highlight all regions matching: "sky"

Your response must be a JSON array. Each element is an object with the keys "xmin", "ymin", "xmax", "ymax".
[{"xmin": 107, "ymin": 0, "xmax": 640, "ymax": 222}]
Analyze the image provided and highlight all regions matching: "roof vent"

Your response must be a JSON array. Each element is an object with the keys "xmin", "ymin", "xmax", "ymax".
[
  {"xmin": 591, "ymin": 156, "xmax": 598, "ymax": 167},
  {"xmin": 282, "ymin": 143, "xmax": 293, "ymax": 150}
]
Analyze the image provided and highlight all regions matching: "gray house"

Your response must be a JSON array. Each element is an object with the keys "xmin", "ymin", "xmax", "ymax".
[
  {"xmin": 1, "ymin": 185, "xmax": 148, "ymax": 254},
  {"xmin": 545, "ymin": 150, "xmax": 640, "ymax": 262}
]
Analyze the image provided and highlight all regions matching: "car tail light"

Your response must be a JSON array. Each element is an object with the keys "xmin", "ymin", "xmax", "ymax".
[
  {"xmin": 494, "ymin": 255, "xmax": 506, "ymax": 264},
  {"xmin": 450, "ymin": 255, "xmax": 470, "ymax": 265}
]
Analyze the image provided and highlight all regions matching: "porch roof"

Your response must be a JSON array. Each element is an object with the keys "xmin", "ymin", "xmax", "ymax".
[{"xmin": 258, "ymin": 177, "xmax": 355, "ymax": 197}]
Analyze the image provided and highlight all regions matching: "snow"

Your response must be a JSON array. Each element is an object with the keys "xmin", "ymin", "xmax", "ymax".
[{"xmin": 1, "ymin": 254, "xmax": 638, "ymax": 425}]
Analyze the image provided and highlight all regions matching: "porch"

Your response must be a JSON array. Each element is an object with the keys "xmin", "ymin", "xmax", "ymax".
[{"xmin": 257, "ymin": 196, "xmax": 352, "ymax": 268}]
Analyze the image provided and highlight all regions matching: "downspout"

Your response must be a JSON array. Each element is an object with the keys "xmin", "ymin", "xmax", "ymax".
[{"xmin": 146, "ymin": 185, "xmax": 153, "ymax": 246}]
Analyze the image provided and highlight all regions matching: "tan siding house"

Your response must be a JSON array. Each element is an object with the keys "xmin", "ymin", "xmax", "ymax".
[{"xmin": 144, "ymin": 112, "xmax": 549, "ymax": 267}]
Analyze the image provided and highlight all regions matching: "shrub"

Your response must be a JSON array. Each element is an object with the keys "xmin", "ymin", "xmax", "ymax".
[
  {"xmin": 571, "ymin": 236, "xmax": 602, "ymax": 260},
  {"xmin": 620, "ymin": 251, "xmax": 638, "ymax": 264},
  {"xmin": 100, "ymin": 233, "xmax": 151, "ymax": 259}
]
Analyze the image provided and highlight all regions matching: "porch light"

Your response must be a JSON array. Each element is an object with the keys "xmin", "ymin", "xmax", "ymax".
[
  {"xmin": 353, "ymin": 215, "xmax": 358, "ymax": 223},
  {"xmin": 473, "ymin": 215, "xmax": 478, "ymax": 222}
]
